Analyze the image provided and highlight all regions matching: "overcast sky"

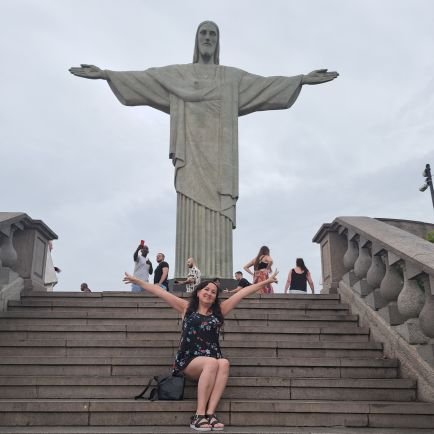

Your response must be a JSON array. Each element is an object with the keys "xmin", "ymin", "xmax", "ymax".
[{"xmin": 2, "ymin": 0, "xmax": 434, "ymax": 292}]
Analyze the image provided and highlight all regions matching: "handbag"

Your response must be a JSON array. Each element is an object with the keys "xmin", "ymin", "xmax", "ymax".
[{"xmin": 134, "ymin": 373, "xmax": 185, "ymax": 401}]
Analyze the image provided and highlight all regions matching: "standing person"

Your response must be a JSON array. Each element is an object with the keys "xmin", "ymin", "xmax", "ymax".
[
  {"xmin": 123, "ymin": 269, "xmax": 278, "ymax": 431},
  {"xmin": 284, "ymin": 258, "xmax": 315, "ymax": 294},
  {"xmin": 175, "ymin": 257, "xmax": 201, "ymax": 293},
  {"xmin": 131, "ymin": 244, "xmax": 153, "ymax": 292},
  {"xmin": 69, "ymin": 21, "xmax": 338, "ymax": 280},
  {"xmin": 224, "ymin": 271, "xmax": 250, "ymax": 293},
  {"xmin": 154, "ymin": 253, "xmax": 169, "ymax": 291},
  {"xmin": 243, "ymin": 246, "xmax": 274, "ymax": 294}
]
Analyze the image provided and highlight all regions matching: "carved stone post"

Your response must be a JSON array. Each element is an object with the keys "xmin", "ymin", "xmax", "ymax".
[
  {"xmin": 343, "ymin": 232, "xmax": 358, "ymax": 271},
  {"xmin": 0, "ymin": 229, "xmax": 19, "ymax": 286},
  {"xmin": 395, "ymin": 262, "xmax": 427, "ymax": 344},
  {"xmin": 353, "ymin": 237, "xmax": 371, "ymax": 297},
  {"xmin": 417, "ymin": 275, "xmax": 434, "ymax": 364},
  {"xmin": 0, "ymin": 228, "xmax": 18, "ymax": 268},
  {"xmin": 378, "ymin": 252, "xmax": 404, "ymax": 325},
  {"xmin": 419, "ymin": 275, "xmax": 434, "ymax": 338},
  {"xmin": 342, "ymin": 230, "xmax": 359, "ymax": 287},
  {"xmin": 365, "ymin": 246, "xmax": 387, "ymax": 310}
]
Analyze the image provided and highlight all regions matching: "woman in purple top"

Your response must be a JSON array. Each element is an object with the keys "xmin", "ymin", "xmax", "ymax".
[{"xmin": 123, "ymin": 269, "xmax": 278, "ymax": 431}]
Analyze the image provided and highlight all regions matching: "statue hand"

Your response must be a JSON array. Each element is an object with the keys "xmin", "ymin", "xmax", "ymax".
[
  {"xmin": 302, "ymin": 69, "xmax": 339, "ymax": 85},
  {"xmin": 69, "ymin": 64, "xmax": 106, "ymax": 80}
]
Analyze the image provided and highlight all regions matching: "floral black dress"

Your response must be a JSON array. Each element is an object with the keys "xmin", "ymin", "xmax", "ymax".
[{"xmin": 173, "ymin": 311, "xmax": 223, "ymax": 373}]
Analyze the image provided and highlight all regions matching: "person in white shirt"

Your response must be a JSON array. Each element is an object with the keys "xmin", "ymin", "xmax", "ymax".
[
  {"xmin": 175, "ymin": 257, "xmax": 201, "ymax": 293},
  {"xmin": 131, "ymin": 244, "xmax": 153, "ymax": 292}
]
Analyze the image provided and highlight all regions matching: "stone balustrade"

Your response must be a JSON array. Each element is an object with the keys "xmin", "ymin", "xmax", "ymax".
[
  {"xmin": 314, "ymin": 216, "xmax": 434, "ymax": 400},
  {"xmin": 0, "ymin": 213, "xmax": 57, "ymax": 311}
]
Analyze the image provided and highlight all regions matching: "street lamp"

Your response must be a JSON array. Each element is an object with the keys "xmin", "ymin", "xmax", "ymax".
[{"xmin": 419, "ymin": 163, "xmax": 434, "ymax": 213}]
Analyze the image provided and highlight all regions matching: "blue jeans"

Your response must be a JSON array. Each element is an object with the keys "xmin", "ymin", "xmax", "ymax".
[{"xmin": 131, "ymin": 283, "xmax": 144, "ymax": 292}]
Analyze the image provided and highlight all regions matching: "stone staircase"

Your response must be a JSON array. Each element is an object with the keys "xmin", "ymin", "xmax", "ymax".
[{"xmin": 0, "ymin": 291, "xmax": 433, "ymax": 433}]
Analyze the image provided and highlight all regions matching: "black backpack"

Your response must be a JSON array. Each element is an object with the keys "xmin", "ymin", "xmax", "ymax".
[{"xmin": 134, "ymin": 373, "xmax": 185, "ymax": 401}]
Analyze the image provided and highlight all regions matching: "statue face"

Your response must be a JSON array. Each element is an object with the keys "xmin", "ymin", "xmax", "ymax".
[{"xmin": 197, "ymin": 22, "xmax": 218, "ymax": 59}]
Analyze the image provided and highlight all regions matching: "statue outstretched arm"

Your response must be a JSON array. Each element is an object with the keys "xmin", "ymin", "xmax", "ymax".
[
  {"xmin": 69, "ymin": 64, "xmax": 107, "ymax": 80},
  {"xmin": 301, "ymin": 69, "xmax": 339, "ymax": 85}
]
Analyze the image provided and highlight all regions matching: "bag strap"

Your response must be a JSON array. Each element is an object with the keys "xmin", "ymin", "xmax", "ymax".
[{"xmin": 134, "ymin": 376, "xmax": 157, "ymax": 400}]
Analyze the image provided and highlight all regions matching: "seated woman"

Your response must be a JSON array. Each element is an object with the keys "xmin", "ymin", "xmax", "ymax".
[
  {"xmin": 284, "ymin": 258, "xmax": 315, "ymax": 294},
  {"xmin": 243, "ymin": 246, "xmax": 274, "ymax": 294},
  {"xmin": 123, "ymin": 269, "xmax": 278, "ymax": 432}
]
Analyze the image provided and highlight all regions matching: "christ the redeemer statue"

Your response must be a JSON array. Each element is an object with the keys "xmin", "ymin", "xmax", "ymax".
[{"xmin": 69, "ymin": 21, "xmax": 338, "ymax": 279}]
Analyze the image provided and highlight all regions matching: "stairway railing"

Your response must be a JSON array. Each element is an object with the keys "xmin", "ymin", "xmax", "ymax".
[{"xmin": 314, "ymin": 216, "xmax": 434, "ymax": 401}]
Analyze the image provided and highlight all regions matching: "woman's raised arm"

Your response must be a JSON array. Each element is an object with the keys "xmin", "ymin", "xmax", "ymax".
[
  {"xmin": 220, "ymin": 270, "xmax": 278, "ymax": 316},
  {"xmin": 123, "ymin": 272, "xmax": 188, "ymax": 314},
  {"xmin": 243, "ymin": 258, "xmax": 255, "ymax": 277}
]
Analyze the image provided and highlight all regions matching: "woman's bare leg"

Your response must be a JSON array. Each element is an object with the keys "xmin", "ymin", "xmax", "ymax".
[
  {"xmin": 206, "ymin": 358, "xmax": 230, "ymax": 427},
  {"xmin": 183, "ymin": 356, "xmax": 219, "ymax": 416}
]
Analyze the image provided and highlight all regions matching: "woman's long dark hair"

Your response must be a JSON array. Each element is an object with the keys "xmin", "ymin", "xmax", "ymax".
[
  {"xmin": 185, "ymin": 280, "xmax": 224, "ymax": 325},
  {"xmin": 296, "ymin": 258, "xmax": 308, "ymax": 272},
  {"xmin": 254, "ymin": 245, "xmax": 270, "ymax": 271}
]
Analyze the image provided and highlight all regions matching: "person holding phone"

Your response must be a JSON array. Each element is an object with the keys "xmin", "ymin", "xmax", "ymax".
[{"xmin": 131, "ymin": 242, "xmax": 153, "ymax": 292}]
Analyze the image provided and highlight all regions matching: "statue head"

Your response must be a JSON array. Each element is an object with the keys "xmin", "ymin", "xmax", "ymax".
[{"xmin": 193, "ymin": 21, "xmax": 220, "ymax": 65}]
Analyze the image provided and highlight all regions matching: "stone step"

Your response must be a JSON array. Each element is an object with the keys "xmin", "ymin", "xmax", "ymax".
[
  {"xmin": 21, "ymin": 291, "xmax": 341, "ymax": 301},
  {"xmin": 0, "ymin": 330, "xmax": 370, "ymax": 343},
  {"xmin": 0, "ymin": 427, "xmax": 432, "ymax": 434},
  {"xmin": 0, "ymin": 399, "xmax": 433, "ymax": 428},
  {"xmin": 8, "ymin": 300, "xmax": 349, "ymax": 310},
  {"xmin": 0, "ymin": 356, "xmax": 399, "ymax": 378},
  {"xmin": 0, "ymin": 376, "xmax": 416, "ymax": 401},
  {"xmin": 0, "ymin": 311, "xmax": 359, "ymax": 327},
  {"xmin": 0, "ymin": 339, "xmax": 383, "ymax": 358},
  {"xmin": 8, "ymin": 303, "xmax": 351, "ymax": 317}
]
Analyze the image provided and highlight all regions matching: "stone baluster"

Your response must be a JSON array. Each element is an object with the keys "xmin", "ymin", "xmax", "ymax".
[
  {"xmin": 395, "ymin": 261, "xmax": 427, "ymax": 344},
  {"xmin": 342, "ymin": 230, "xmax": 359, "ymax": 287},
  {"xmin": 365, "ymin": 245, "xmax": 387, "ymax": 310},
  {"xmin": 343, "ymin": 230, "xmax": 358, "ymax": 271},
  {"xmin": 378, "ymin": 252, "xmax": 405, "ymax": 326},
  {"xmin": 0, "ymin": 227, "xmax": 20, "ymax": 287},
  {"xmin": 0, "ymin": 227, "xmax": 18, "ymax": 268},
  {"xmin": 417, "ymin": 275, "xmax": 434, "ymax": 364},
  {"xmin": 419, "ymin": 275, "xmax": 434, "ymax": 339},
  {"xmin": 353, "ymin": 237, "xmax": 371, "ymax": 297}
]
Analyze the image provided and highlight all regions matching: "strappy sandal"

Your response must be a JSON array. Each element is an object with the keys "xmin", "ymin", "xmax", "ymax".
[
  {"xmin": 190, "ymin": 414, "xmax": 211, "ymax": 432},
  {"xmin": 207, "ymin": 414, "xmax": 224, "ymax": 431}
]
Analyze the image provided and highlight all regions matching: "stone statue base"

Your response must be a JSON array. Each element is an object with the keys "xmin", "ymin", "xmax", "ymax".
[{"xmin": 175, "ymin": 193, "xmax": 233, "ymax": 279}]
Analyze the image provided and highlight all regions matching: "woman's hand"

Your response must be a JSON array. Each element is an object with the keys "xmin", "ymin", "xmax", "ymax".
[
  {"xmin": 267, "ymin": 270, "xmax": 279, "ymax": 284},
  {"xmin": 123, "ymin": 272, "xmax": 141, "ymax": 286}
]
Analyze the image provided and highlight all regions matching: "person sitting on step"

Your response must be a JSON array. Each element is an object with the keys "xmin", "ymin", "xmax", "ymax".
[{"xmin": 123, "ymin": 269, "xmax": 278, "ymax": 431}]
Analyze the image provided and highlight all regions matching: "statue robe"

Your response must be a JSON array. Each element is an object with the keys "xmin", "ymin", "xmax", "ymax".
[{"xmin": 105, "ymin": 64, "xmax": 302, "ymax": 277}]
